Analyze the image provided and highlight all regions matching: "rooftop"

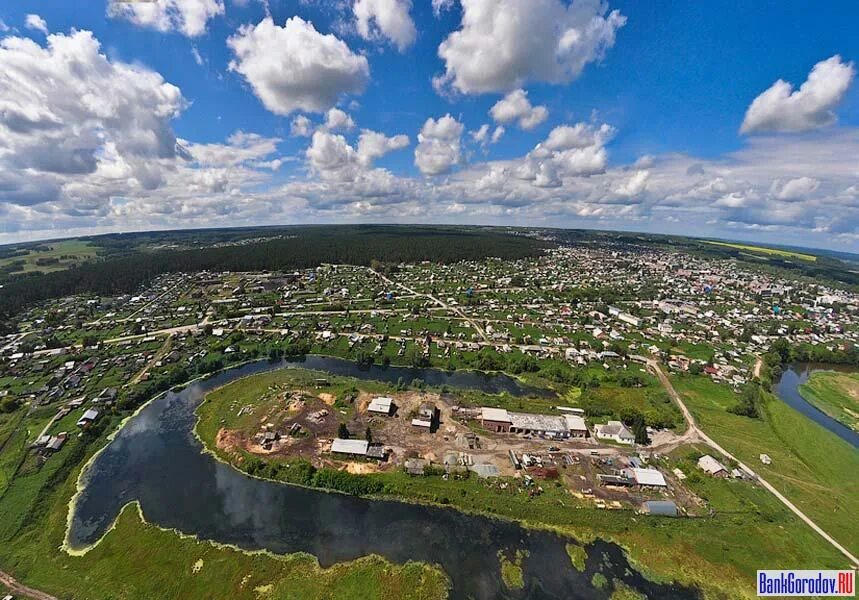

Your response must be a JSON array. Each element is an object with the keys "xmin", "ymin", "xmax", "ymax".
[
  {"xmin": 481, "ymin": 407, "xmax": 511, "ymax": 423},
  {"xmin": 330, "ymin": 438, "xmax": 369, "ymax": 455}
]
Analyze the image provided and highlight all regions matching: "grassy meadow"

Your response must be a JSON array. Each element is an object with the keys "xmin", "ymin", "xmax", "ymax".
[
  {"xmin": 672, "ymin": 374, "xmax": 859, "ymax": 557},
  {"xmin": 798, "ymin": 371, "xmax": 859, "ymax": 431}
]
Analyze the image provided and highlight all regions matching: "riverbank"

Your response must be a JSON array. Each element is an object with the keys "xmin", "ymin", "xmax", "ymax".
[
  {"xmin": 672, "ymin": 374, "xmax": 859, "ymax": 559},
  {"xmin": 2, "ymin": 472, "xmax": 449, "ymax": 600},
  {"xmin": 194, "ymin": 364, "xmax": 850, "ymax": 599},
  {"xmin": 0, "ymin": 359, "xmax": 451, "ymax": 600},
  {"xmin": 798, "ymin": 370, "xmax": 859, "ymax": 432}
]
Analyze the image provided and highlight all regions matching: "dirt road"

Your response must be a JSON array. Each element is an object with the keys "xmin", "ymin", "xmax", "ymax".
[
  {"xmin": 0, "ymin": 570, "xmax": 58, "ymax": 600},
  {"xmin": 649, "ymin": 359, "xmax": 859, "ymax": 568}
]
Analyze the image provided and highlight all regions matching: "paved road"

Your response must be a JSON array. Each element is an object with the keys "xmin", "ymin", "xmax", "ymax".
[
  {"xmin": 649, "ymin": 360, "xmax": 859, "ymax": 568},
  {"xmin": 0, "ymin": 570, "xmax": 58, "ymax": 600}
]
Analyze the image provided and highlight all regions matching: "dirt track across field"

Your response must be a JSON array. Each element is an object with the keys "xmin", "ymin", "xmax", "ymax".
[{"xmin": 0, "ymin": 570, "xmax": 58, "ymax": 600}]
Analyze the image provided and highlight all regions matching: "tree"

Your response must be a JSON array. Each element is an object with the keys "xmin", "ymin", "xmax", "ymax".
[
  {"xmin": 729, "ymin": 384, "xmax": 760, "ymax": 418},
  {"xmin": 337, "ymin": 423, "xmax": 350, "ymax": 439},
  {"xmin": 0, "ymin": 397, "xmax": 21, "ymax": 413},
  {"xmin": 365, "ymin": 426, "xmax": 373, "ymax": 443}
]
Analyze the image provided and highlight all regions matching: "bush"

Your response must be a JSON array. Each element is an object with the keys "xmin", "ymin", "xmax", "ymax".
[
  {"xmin": 0, "ymin": 397, "xmax": 21, "ymax": 413},
  {"xmin": 312, "ymin": 469, "xmax": 384, "ymax": 495}
]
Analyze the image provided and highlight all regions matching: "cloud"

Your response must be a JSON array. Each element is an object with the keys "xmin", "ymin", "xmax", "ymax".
[
  {"xmin": 353, "ymin": 0, "xmax": 416, "ymax": 52},
  {"xmin": 432, "ymin": 0, "xmax": 455, "ymax": 16},
  {"xmin": 107, "ymin": 0, "xmax": 225, "ymax": 37},
  {"xmin": 0, "ymin": 30, "xmax": 184, "ymax": 192},
  {"xmin": 489, "ymin": 89, "xmax": 548, "ymax": 130},
  {"xmin": 191, "ymin": 46, "xmax": 204, "ymax": 66},
  {"xmin": 182, "ymin": 131, "xmax": 282, "ymax": 167},
  {"xmin": 228, "ymin": 17, "xmax": 369, "ymax": 115},
  {"xmin": 307, "ymin": 125, "xmax": 409, "ymax": 180},
  {"xmin": 323, "ymin": 108, "xmax": 356, "ymax": 131},
  {"xmin": 290, "ymin": 115, "xmax": 313, "ymax": 137},
  {"xmin": 542, "ymin": 122, "xmax": 615, "ymax": 151},
  {"xmin": 614, "ymin": 169, "xmax": 649, "ymax": 196},
  {"xmin": 770, "ymin": 176, "xmax": 819, "ymax": 201},
  {"xmin": 414, "ymin": 114, "xmax": 464, "ymax": 175},
  {"xmin": 471, "ymin": 123, "xmax": 504, "ymax": 148},
  {"xmin": 471, "ymin": 124, "xmax": 490, "ymax": 144},
  {"xmin": 25, "ymin": 14, "xmax": 48, "ymax": 34},
  {"xmin": 741, "ymin": 55, "xmax": 856, "ymax": 134},
  {"xmin": 357, "ymin": 130, "xmax": 409, "ymax": 166},
  {"xmin": 435, "ymin": 0, "xmax": 625, "ymax": 94},
  {"xmin": 306, "ymin": 130, "xmax": 359, "ymax": 181}
]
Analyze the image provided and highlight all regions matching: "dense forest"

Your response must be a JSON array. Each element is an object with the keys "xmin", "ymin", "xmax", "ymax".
[{"xmin": 0, "ymin": 226, "xmax": 549, "ymax": 322}]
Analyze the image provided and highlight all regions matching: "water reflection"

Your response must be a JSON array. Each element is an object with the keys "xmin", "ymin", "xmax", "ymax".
[
  {"xmin": 69, "ymin": 359, "xmax": 695, "ymax": 599},
  {"xmin": 773, "ymin": 363, "xmax": 859, "ymax": 448}
]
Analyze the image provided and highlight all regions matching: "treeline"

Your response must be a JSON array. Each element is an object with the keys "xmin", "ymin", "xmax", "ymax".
[
  {"xmin": 0, "ymin": 226, "xmax": 549, "ymax": 322},
  {"xmin": 765, "ymin": 338, "xmax": 859, "ymax": 368}
]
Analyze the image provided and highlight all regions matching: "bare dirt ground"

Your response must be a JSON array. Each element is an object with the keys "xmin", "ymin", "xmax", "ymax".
[
  {"xmin": 0, "ymin": 570, "xmax": 58, "ymax": 600},
  {"xmin": 214, "ymin": 384, "xmax": 707, "ymax": 513}
]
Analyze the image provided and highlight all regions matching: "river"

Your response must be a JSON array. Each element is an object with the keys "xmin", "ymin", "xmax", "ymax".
[
  {"xmin": 68, "ymin": 357, "xmax": 695, "ymax": 600},
  {"xmin": 773, "ymin": 363, "xmax": 859, "ymax": 449}
]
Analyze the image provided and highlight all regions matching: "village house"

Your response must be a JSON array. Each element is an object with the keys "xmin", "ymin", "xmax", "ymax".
[
  {"xmin": 76, "ymin": 408, "xmax": 99, "ymax": 428},
  {"xmin": 697, "ymin": 454, "xmax": 729, "ymax": 477},
  {"xmin": 594, "ymin": 421, "xmax": 635, "ymax": 445}
]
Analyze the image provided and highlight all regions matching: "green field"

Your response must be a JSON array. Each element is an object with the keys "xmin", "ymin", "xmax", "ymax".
[
  {"xmin": 703, "ymin": 241, "xmax": 817, "ymax": 262},
  {"xmin": 798, "ymin": 371, "xmax": 859, "ymax": 431},
  {"xmin": 0, "ymin": 411, "xmax": 448, "ymax": 600},
  {"xmin": 0, "ymin": 239, "xmax": 98, "ymax": 277},
  {"xmin": 196, "ymin": 367, "xmax": 851, "ymax": 599},
  {"xmin": 672, "ymin": 375, "xmax": 859, "ymax": 557}
]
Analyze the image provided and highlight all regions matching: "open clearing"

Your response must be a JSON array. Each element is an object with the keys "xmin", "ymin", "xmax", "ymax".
[{"xmin": 703, "ymin": 241, "xmax": 817, "ymax": 262}]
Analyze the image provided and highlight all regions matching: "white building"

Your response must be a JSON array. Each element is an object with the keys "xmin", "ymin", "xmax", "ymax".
[
  {"xmin": 628, "ymin": 467, "xmax": 667, "ymax": 487},
  {"xmin": 367, "ymin": 396, "xmax": 394, "ymax": 415},
  {"xmin": 594, "ymin": 420, "xmax": 635, "ymax": 445},
  {"xmin": 330, "ymin": 438, "xmax": 369, "ymax": 456}
]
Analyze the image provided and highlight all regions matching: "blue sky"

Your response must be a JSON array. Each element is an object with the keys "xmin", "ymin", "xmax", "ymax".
[{"xmin": 1, "ymin": 1, "xmax": 858, "ymax": 250}]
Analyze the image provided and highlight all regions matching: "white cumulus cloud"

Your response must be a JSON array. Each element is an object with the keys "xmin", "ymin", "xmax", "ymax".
[
  {"xmin": 290, "ymin": 115, "xmax": 313, "ymax": 137},
  {"xmin": 771, "ymin": 176, "xmax": 820, "ymax": 201},
  {"xmin": 414, "ymin": 114, "xmax": 464, "ymax": 175},
  {"xmin": 741, "ymin": 55, "xmax": 855, "ymax": 134},
  {"xmin": 228, "ymin": 17, "xmax": 369, "ymax": 115},
  {"xmin": 107, "ymin": 0, "xmax": 225, "ymax": 37},
  {"xmin": 353, "ymin": 0, "xmax": 416, "ymax": 52},
  {"xmin": 323, "ymin": 108, "xmax": 356, "ymax": 131},
  {"xmin": 489, "ymin": 88, "xmax": 549, "ymax": 130},
  {"xmin": 0, "ymin": 29, "xmax": 185, "ymax": 199},
  {"xmin": 614, "ymin": 169, "xmax": 649, "ymax": 196},
  {"xmin": 435, "ymin": 0, "xmax": 625, "ymax": 94},
  {"xmin": 25, "ymin": 14, "xmax": 48, "ymax": 34},
  {"xmin": 357, "ymin": 130, "xmax": 410, "ymax": 166}
]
